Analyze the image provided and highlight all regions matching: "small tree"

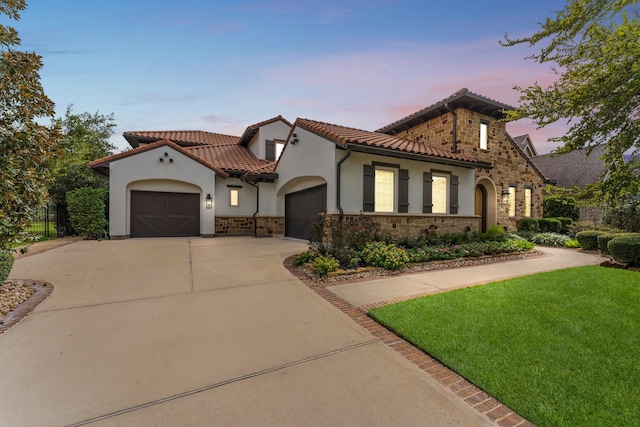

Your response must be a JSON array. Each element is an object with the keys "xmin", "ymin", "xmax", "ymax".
[
  {"xmin": 0, "ymin": 1, "xmax": 62, "ymax": 249},
  {"xmin": 543, "ymin": 195, "xmax": 580, "ymax": 221}
]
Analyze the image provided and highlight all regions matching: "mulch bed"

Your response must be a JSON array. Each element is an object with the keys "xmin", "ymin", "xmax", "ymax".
[{"xmin": 0, "ymin": 279, "xmax": 53, "ymax": 336}]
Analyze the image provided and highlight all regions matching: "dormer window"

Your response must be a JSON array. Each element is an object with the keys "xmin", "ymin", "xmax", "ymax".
[
  {"xmin": 480, "ymin": 120, "xmax": 489, "ymax": 150},
  {"xmin": 266, "ymin": 139, "xmax": 285, "ymax": 161}
]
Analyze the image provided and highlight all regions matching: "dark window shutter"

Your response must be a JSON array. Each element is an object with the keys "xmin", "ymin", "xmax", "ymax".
[
  {"xmin": 265, "ymin": 140, "xmax": 275, "ymax": 161},
  {"xmin": 363, "ymin": 165, "xmax": 375, "ymax": 212},
  {"xmin": 398, "ymin": 169, "xmax": 409, "ymax": 213},
  {"xmin": 450, "ymin": 175, "xmax": 459, "ymax": 214},
  {"xmin": 423, "ymin": 172, "xmax": 433, "ymax": 214}
]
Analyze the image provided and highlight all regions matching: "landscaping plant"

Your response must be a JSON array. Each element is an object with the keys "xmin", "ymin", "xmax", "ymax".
[
  {"xmin": 0, "ymin": 250, "xmax": 13, "ymax": 283},
  {"xmin": 608, "ymin": 235, "xmax": 640, "ymax": 267},
  {"xmin": 575, "ymin": 230, "xmax": 605, "ymax": 250},
  {"xmin": 66, "ymin": 188, "xmax": 108, "ymax": 239}
]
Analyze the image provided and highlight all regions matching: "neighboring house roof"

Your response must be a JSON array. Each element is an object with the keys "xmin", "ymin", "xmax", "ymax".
[
  {"xmin": 531, "ymin": 145, "xmax": 607, "ymax": 187},
  {"xmin": 512, "ymin": 134, "xmax": 538, "ymax": 157},
  {"xmin": 183, "ymin": 144, "xmax": 276, "ymax": 174},
  {"xmin": 295, "ymin": 118, "xmax": 493, "ymax": 169},
  {"xmin": 123, "ymin": 130, "xmax": 240, "ymax": 148},
  {"xmin": 89, "ymin": 139, "xmax": 230, "ymax": 177},
  {"xmin": 239, "ymin": 115, "xmax": 293, "ymax": 147},
  {"xmin": 377, "ymin": 88, "xmax": 514, "ymax": 135}
]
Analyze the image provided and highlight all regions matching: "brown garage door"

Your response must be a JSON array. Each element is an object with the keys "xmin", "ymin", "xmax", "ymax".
[
  {"xmin": 285, "ymin": 184, "xmax": 327, "ymax": 240},
  {"xmin": 130, "ymin": 191, "xmax": 200, "ymax": 238}
]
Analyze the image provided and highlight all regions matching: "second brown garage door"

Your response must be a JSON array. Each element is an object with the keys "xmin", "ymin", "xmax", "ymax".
[
  {"xmin": 130, "ymin": 190, "xmax": 200, "ymax": 238},
  {"xmin": 285, "ymin": 184, "xmax": 327, "ymax": 240}
]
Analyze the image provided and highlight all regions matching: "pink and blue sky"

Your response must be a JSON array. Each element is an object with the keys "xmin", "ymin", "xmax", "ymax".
[{"xmin": 12, "ymin": 0, "xmax": 569, "ymax": 153}]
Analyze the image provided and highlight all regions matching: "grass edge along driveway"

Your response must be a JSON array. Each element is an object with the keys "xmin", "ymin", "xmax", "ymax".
[{"xmin": 369, "ymin": 266, "xmax": 640, "ymax": 427}]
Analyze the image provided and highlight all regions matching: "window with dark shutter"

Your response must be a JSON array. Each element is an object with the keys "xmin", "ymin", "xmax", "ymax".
[
  {"xmin": 398, "ymin": 169, "xmax": 409, "ymax": 213},
  {"xmin": 265, "ymin": 140, "xmax": 276, "ymax": 161},
  {"xmin": 363, "ymin": 164, "xmax": 375, "ymax": 212},
  {"xmin": 423, "ymin": 172, "xmax": 433, "ymax": 213},
  {"xmin": 450, "ymin": 175, "xmax": 459, "ymax": 214}
]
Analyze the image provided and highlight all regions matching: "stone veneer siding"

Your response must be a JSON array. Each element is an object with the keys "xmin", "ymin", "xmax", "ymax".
[
  {"xmin": 393, "ymin": 108, "xmax": 546, "ymax": 231},
  {"xmin": 335, "ymin": 213, "xmax": 480, "ymax": 237},
  {"xmin": 214, "ymin": 216, "xmax": 284, "ymax": 237}
]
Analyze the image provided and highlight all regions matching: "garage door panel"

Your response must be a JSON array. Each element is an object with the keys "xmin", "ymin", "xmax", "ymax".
[
  {"xmin": 285, "ymin": 185, "xmax": 327, "ymax": 240},
  {"xmin": 131, "ymin": 191, "xmax": 200, "ymax": 238}
]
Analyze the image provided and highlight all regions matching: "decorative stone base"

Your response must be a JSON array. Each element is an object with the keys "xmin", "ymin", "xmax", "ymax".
[
  {"xmin": 336, "ymin": 213, "xmax": 480, "ymax": 237},
  {"xmin": 214, "ymin": 216, "xmax": 284, "ymax": 237}
]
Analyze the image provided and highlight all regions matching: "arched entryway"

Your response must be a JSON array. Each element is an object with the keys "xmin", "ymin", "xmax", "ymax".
[
  {"xmin": 475, "ymin": 185, "xmax": 487, "ymax": 232},
  {"xmin": 475, "ymin": 178, "xmax": 497, "ymax": 232}
]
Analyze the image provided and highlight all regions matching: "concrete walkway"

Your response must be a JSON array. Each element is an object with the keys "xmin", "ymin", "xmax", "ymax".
[
  {"xmin": 1, "ymin": 237, "xmax": 494, "ymax": 427},
  {"xmin": 330, "ymin": 247, "xmax": 606, "ymax": 309}
]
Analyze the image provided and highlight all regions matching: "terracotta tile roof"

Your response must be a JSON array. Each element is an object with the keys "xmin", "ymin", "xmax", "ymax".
[
  {"xmin": 183, "ymin": 144, "xmax": 276, "ymax": 174},
  {"xmin": 377, "ymin": 88, "xmax": 514, "ymax": 135},
  {"xmin": 123, "ymin": 130, "xmax": 240, "ymax": 148},
  {"xmin": 89, "ymin": 140, "xmax": 229, "ymax": 177},
  {"xmin": 295, "ymin": 118, "xmax": 488, "ymax": 167},
  {"xmin": 239, "ymin": 115, "xmax": 292, "ymax": 146}
]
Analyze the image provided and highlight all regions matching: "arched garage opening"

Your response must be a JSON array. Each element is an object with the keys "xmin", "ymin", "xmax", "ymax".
[
  {"xmin": 128, "ymin": 180, "xmax": 202, "ymax": 238},
  {"xmin": 277, "ymin": 176, "xmax": 327, "ymax": 240}
]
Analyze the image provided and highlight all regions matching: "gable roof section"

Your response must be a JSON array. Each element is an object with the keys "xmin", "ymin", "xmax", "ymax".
[
  {"xmin": 183, "ymin": 144, "xmax": 276, "ymax": 174},
  {"xmin": 531, "ymin": 145, "xmax": 607, "ymax": 188},
  {"xmin": 123, "ymin": 130, "xmax": 240, "ymax": 148},
  {"xmin": 512, "ymin": 134, "xmax": 538, "ymax": 157},
  {"xmin": 89, "ymin": 139, "xmax": 230, "ymax": 177},
  {"xmin": 295, "ymin": 118, "xmax": 492, "ymax": 169},
  {"xmin": 377, "ymin": 88, "xmax": 514, "ymax": 135},
  {"xmin": 239, "ymin": 115, "xmax": 293, "ymax": 147}
]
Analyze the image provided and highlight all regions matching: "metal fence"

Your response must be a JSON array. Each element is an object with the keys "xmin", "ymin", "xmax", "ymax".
[{"xmin": 30, "ymin": 204, "xmax": 74, "ymax": 238}]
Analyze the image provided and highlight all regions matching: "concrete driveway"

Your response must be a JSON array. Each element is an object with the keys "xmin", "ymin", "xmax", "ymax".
[{"xmin": 1, "ymin": 237, "xmax": 491, "ymax": 427}]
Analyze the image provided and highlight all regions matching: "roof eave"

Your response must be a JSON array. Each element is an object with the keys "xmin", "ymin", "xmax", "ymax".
[{"xmin": 344, "ymin": 144, "xmax": 492, "ymax": 169}]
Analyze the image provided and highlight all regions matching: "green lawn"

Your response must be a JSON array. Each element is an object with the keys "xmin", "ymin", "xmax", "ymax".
[{"xmin": 369, "ymin": 266, "xmax": 640, "ymax": 427}]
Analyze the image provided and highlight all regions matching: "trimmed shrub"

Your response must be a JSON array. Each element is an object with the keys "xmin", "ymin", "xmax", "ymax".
[
  {"xmin": 0, "ymin": 250, "xmax": 14, "ymax": 283},
  {"xmin": 553, "ymin": 217, "xmax": 574, "ymax": 234},
  {"xmin": 538, "ymin": 218, "xmax": 562, "ymax": 233},
  {"xmin": 598, "ymin": 233, "xmax": 640, "ymax": 253},
  {"xmin": 486, "ymin": 225, "xmax": 507, "ymax": 240},
  {"xmin": 568, "ymin": 222, "xmax": 620, "ymax": 238},
  {"xmin": 293, "ymin": 251, "xmax": 317, "ymax": 266},
  {"xmin": 608, "ymin": 236, "xmax": 640, "ymax": 266},
  {"xmin": 309, "ymin": 255, "xmax": 340, "ymax": 276},
  {"xmin": 543, "ymin": 195, "xmax": 580, "ymax": 221},
  {"xmin": 360, "ymin": 241, "xmax": 409, "ymax": 270},
  {"xmin": 575, "ymin": 230, "xmax": 606, "ymax": 250},
  {"xmin": 66, "ymin": 188, "xmax": 108, "ymax": 239},
  {"xmin": 516, "ymin": 218, "xmax": 539, "ymax": 232}
]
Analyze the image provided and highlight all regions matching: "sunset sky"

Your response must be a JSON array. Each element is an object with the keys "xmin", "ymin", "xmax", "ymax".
[{"xmin": 11, "ymin": 0, "xmax": 570, "ymax": 153}]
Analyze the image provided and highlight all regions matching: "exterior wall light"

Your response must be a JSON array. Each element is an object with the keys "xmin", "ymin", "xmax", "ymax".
[
  {"xmin": 501, "ymin": 189, "xmax": 510, "ymax": 206},
  {"xmin": 206, "ymin": 194, "xmax": 213, "ymax": 209}
]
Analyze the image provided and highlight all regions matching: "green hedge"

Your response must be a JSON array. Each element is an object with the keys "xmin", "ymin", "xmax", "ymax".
[
  {"xmin": 575, "ymin": 230, "xmax": 606, "ymax": 250},
  {"xmin": 553, "ymin": 217, "xmax": 574, "ymax": 234},
  {"xmin": 517, "ymin": 218, "xmax": 539, "ymax": 232},
  {"xmin": 538, "ymin": 218, "xmax": 562, "ymax": 233},
  {"xmin": 608, "ymin": 236, "xmax": 640, "ymax": 266},
  {"xmin": 66, "ymin": 187, "xmax": 108, "ymax": 240},
  {"xmin": 0, "ymin": 250, "xmax": 14, "ymax": 283}
]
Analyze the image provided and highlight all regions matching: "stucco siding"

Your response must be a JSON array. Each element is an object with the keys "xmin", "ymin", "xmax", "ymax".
[
  {"xmin": 108, "ymin": 145, "xmax": 216, "ymax": 237},
  {"xmin": 275, "ymin": 127, "xmax": 336, "ymax": 215}
]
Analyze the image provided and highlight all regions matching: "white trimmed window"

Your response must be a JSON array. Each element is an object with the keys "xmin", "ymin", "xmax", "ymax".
[
  {"xmin": 480, "ymin": 121, "xmax": 488, "ymax": 150},
  {"xmin": 508, "ymin": 186, "xmax": 516, "ymax": 217},
  {"xmin": 275, "ymin": 140, "xmax": 285, "ymax": 160},
  {"xmin": 432, "ymin": 175, "xmax": 448, "ymax": 214},
  {"xmin": 229, "ymin": 188, "xmax": 239, "ymax": 207},
  {"xmin": 524, "ymin": 188, "xmax": 532, "ymax": 217},
  {"xmin": 374, "ymin": 168, "xmax": 395, "ymax": 213}
]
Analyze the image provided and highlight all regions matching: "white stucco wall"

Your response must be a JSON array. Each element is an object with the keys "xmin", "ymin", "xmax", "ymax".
[
  {"xmin": 274, "ymin": 126, "xmax": 337, "ymax": 215},
  {"xmin": 108, "ymin": 145, "xmax": 217, "ymax": 237},
  {"xmin": 214, "ymin": 177, "xmax": 257, "ymax": 217},
  {"xmin": 247, "ymin": 120, "xmax": 291, "ymax": 160},
  {"xmin": 338, "ymin": 151, "xmax": 476, "ymax": 215}
]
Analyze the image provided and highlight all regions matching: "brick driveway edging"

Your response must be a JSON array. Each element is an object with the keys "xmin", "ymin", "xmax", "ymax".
[{"xmin": 285, "ymin": 256, "xmax": 534, "ymax": 427}]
